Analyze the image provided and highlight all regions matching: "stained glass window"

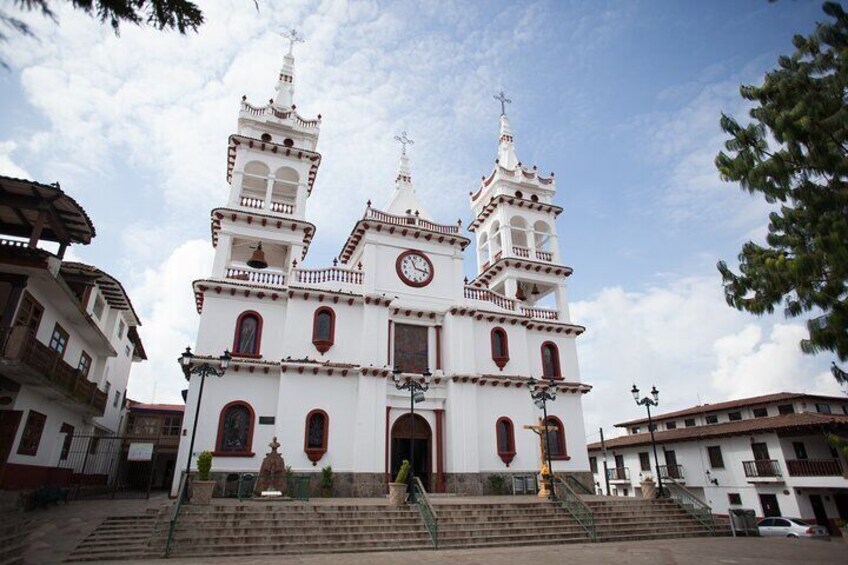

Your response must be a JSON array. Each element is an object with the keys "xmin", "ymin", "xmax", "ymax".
[
  {"xmin": 307, "ymin": 412, "xmax": 326, "ymax": 449},
  {"xmin": 221, "ymin": 404, "xmax": 251, "ymax": 452}
]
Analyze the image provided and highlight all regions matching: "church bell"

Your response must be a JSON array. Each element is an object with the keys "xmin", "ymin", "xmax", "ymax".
[
  {"xmin": 247, "ymin": 242, "xmax": 269, "ymax": 270},
  {"xmin": 531, "ymin": 284, "xmax": 540, "ymax": 296},
  {"xmin": 515, "ymin": 283, "xmax": 526, "ymax": 301}
]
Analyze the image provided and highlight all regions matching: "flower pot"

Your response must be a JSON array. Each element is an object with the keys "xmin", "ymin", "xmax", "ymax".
[
  {"xmin": 191, "ymin": 480, "xmax": 215, "ymax": 505},
  {"xmin": 640, "ymin": 477, "xmax": 656, "ymax": 499},
  {"xmin": 388, "ymin": 482, "xmax": 408, "ymax": 506}
]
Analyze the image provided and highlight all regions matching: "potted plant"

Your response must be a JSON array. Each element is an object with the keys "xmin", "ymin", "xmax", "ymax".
[
  {"xmin": 320, "ymin": 465, "xmax": 334, "ymax": 497},
  {"xmin": 191, "ymin": 451, "xmax": 215, "ymax": 505},
  {"xmin": 389, "ymin": 460, "xmax": 410, "ymax": 505}
]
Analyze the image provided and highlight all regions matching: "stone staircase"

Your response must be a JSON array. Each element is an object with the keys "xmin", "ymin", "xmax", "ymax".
[
  {"xmin": 0, "ymin": 514, "xmax": 27, "ymax": 565},
  {"xmin": 165, "ymin": 502, "xmax": 433, "ymax": 557},
  {"xmin": 433, "ymin": 499, "xmax": 590, "ymax": 549},
  {"xmin": 65, "ymin": 509, "xmax": 163, "ymax": 562},
  {"xmin": 582, "ymin": 496, "xmax": 721, "ymax": 542}
]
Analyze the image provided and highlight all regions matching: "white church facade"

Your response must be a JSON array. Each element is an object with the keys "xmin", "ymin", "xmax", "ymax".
[{"xmin": 173, "ymin": 40, "xmax": 592, "ymax": 497}]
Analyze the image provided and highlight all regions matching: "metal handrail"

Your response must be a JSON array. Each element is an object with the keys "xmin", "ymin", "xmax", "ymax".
[
  {"xmin": 164, "ymin": 473, "xmax": 189, "ymax": 557},
  {"xmin": 564, "ymin": 474, "xmax": 593, "ymax": 495},
  {"xmin": 412, "ymin": 477, "xmax": 438, "ymax": 548},
  {"xmin": 664, "ymin": 475, "xmax": 715, "ymax": 533},
  {"xmin": 554, "ymin": 477, "xmax": 596, "ymax": 542}
]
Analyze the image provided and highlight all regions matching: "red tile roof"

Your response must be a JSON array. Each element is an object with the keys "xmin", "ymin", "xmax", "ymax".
[
  {"xmin": 129, "ymin": 403, "xmax": 184, "ymax": 413},
  {"xmin": 615, "ymin": 392, "xmax": 846, "ymax": 428},
  {"xmin": 588, "ymin": 412, "xmax": 848, "ymax": 452}
]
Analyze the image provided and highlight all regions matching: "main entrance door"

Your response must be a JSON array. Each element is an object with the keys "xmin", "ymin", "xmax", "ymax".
[
  {"xmin": 391, "ymin": 413, "xmax": 431, "ymax": 491},
  {"xmin": 759, "ymin": 493, "xmax": 781, "ymax": 517}
]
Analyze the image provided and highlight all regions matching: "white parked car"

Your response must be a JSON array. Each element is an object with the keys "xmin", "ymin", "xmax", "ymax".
[{"xmin": 757, "ymin": 517, "xmax": 830, "ymax": 540}]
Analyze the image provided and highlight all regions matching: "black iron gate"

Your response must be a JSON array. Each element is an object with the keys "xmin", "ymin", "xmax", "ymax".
[{"xmin": 55, "ymin": 434, "xmax": 163, "ymax": 499}]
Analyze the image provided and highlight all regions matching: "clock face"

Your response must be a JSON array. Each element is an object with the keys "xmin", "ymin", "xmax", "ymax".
[{"xmin": 396, "ymin": 250, "xmax": 434, "ymax": 287}]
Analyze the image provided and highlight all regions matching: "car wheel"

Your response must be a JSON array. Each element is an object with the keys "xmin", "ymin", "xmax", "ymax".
[{"xmin": 787, "ymin": 534, "xmax": 799, "ymax": 538}]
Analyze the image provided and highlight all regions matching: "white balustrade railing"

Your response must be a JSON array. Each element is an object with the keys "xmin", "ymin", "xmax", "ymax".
[
  {"xmin": 463, "ymin": 287, "xmax": 517, "ymax": 311},
  {"xmin": 512, "ymin": 245, "xmax": 530, "ymax": 258},
  {"xmin": 535, "ymin": 250, "xmax": 553, "ymax": 262},
  {"xmin": 520, "ymin": 306, "xmax": 559, "ymax": 320},
  {"xmin": 240, "ymin": 196, "xmax": 264, "ymax": 210},
  {"xmin": 365, "ymin": 207, "xmax": 460, "ymax": 234},
  {"xmin": 293, "ymin": 267, "xmax": 363, "ymax": 285},
  {"xmin": 225, "ymin": 268, "xmax": 286, "ymax": 286},
  {"xmin": 271, "ymin": 201, "xmax": 295, "ymax": 214}
]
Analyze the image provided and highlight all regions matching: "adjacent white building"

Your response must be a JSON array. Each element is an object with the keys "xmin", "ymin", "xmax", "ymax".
[
  {"xmin": 0, "ymin": 176, "xmax": 146, "ymax": 490},
  {"xmin": 588, "ymin": 392, "xmax": 848, "ymax": 531},
  {"xmin": 173, "ymin": 42, "xmax": 592, "ymax": 496}
]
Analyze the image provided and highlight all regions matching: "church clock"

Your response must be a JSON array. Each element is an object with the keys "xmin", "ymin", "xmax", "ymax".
[{"xmin": 396, "ymin": 250, "xmax": 434, "ymax": 287}]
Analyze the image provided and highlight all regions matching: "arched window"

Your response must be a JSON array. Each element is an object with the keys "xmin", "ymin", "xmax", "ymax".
[
  {"xmin": 232, "ymin": 311, "xmax": 262, "ymax": 357},
  {"xmin": 304, "ymin": 409, "xmax": 329, "ymax": 465},
  {"xmin": 543, "ymin": 416, "xmax": 568, "ymax": 460},
  {"xmin": 215, "ymin": 401, "xmax": 255, "ymax": 456},
  {"xmin": 496, "ymin": 417, "xmax": 515, "ymax": 466},
  {"xmin": 541, "ymin": 341, "xmax": 562, "ymax": 379},
  {"xmin": 490, "ymin": 328, "xmax": 509, "ymax": 370},
  {"xmin": 312, "ymin": 307, "xmax": 335, "ymax": 354}
]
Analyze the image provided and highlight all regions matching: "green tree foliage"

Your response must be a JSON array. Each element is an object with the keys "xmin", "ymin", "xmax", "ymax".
[
  {"xmin": 196, "ymin": 450, "xmax": 212, "ymax": 481},
  {"xmin": 715, "ymin": 2, "xmax": 848, "ymax": 383}
]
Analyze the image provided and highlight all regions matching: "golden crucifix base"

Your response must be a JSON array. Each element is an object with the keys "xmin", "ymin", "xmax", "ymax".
[{"xmin": 537, "ymin": 464, "xmax": 552, "ymax": 498}]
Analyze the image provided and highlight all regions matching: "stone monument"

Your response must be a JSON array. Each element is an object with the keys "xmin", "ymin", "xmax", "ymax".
[{"xmin": 253, "ymin": 436, "xmax": 288, "ymax": 498}]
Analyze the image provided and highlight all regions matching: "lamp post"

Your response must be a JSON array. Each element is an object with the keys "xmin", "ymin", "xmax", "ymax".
[
  {"xmin": 528, "ymin": 377, "xmax": 557, "ymax": 501},
  {"xmin": 179, "ymin": 346, "xmax": 231, "ymax": 501},
  {"xmin": 631, "ymin": 384, "xmax": 663, "ymax": 497},
  {"xmin": 393, "ymin": 367, "xmax": 431, "ymax": 498}
]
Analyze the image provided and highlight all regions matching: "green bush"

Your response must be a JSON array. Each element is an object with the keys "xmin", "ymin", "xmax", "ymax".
[
  {"xmin": 488, "ymin": 474, "xmax": 506, "ymax": 495},
  {"xmin": 320, "ymin": 465, "xmax": 334, "ymax": 496},
  {"xmin": 196, "ymin": 451, "xmax": 213, "ymax": 481},
  {"xmin": 395, "ymin": 460, "xmax": 410, "ymax": 484}
]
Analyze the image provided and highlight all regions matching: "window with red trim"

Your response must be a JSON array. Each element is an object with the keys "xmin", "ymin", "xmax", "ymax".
[
  {"xmin": 490, "ymin": 328, "xmax": 509, "ymax": 370},
  {"xmin": 312, "ymin": 307, "xmax": 335, "ymax": 354},
  {"xmin": 496, "ymin": 417, "xmax": 515, "ymax": 466},
  {"xmin": 214, "ymin": 401, "xmax": 255, "ymax": 456},
  {"xmin": 232, "ymin": 311, "xmax": 262, "ymax": 357},
  {"xmin": 304, "ymin": 409, "xmax": 329, "ymax": 465},
  {"xmin": 541, "ymin": 341, "xmax": 561, "ymax": 379},
  {"xmin": 544, "ymin": 416, "xmax": 569, "ymax": 460}
]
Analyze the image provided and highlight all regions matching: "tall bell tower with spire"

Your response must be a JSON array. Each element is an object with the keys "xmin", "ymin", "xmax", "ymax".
[{"xmin": 467, "ymin": 93, "xmax": 572, "ymax": 318}]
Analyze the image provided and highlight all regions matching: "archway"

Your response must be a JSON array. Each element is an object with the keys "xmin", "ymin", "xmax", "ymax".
[{"xmin": 390, "ymin": 413, "xmax": 432, "ymax": 491}]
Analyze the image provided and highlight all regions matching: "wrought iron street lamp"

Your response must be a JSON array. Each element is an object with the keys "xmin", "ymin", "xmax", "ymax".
[
  {"xmin": 631, "ymin": 384, "xmax": 664, "ymax": 497},
  {"xmin": 393, "ymin": 366, "xmax": 431, "ymax": 497},
  {"xmin": 179, "ymin": 346, "xmax": 231, "ymax": 501},
  {"xmin": 528, "ymin": 377, "xmax": 557, "ymax": 501}
]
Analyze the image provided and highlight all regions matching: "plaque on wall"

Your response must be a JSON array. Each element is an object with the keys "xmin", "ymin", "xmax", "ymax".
[{"xmin": 259, "ymin": 416, "xmax": 275, "ymax": 425}]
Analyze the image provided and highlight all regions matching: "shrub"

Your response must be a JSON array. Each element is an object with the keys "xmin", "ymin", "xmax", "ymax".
[
  {"xmin": 320, "ymin": 465, "xmax": 334, "ymax": 495},
  {"xmin": 196, "ymin": 451, "xmax": 213, "ymax": 481},
  {"xmin": 395, "ymin": 460, "xmax": 410, "ymax": 484},
  {"xmin": 488, "ymin": 474, "xmax": 505, "ymax": 495}
]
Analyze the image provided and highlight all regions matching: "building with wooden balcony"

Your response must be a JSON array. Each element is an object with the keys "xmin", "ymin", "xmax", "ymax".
[
  {"xmin": 587, "ymin": 392, "xmax": 848, "ymax": 534},
  {"xmin": 0, "ymin": 175, "xmax": 146, "ymax": 490},
  {"xmin": 121, "ymin": 402, "xmax": 183, "ymax": 491}
]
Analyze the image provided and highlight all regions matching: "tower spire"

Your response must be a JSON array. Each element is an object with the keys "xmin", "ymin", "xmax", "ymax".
[
  {"xmin": 274, "ymin": 28, "xmax": 305, "ymax": 109},
  {"xmin": 386, "ymin": 131, "xmax": 431, "ymax": 219},
  {"xmin": 494, "ymin": 90, "xmax": 519, "ymax": 169}
]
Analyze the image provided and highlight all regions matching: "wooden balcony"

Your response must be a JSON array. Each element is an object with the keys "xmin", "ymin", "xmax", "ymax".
[
  {"xmin": 607, "ymin": 467, "xmax": 630, "ymax": 482},
  {"xmin": 0, "ymin": 326, "xmax": 107, "ymax": 416},
  {"xmin": 658, "ymin": 464, "xmax": 684, "ymax": 480},
  {"xmin": 786, "ymin": 458, "xmax": 844, "ymax": 477},
  {"xmin": 743, "ymin": 459, "xmax": 782, "ymax": 479}
]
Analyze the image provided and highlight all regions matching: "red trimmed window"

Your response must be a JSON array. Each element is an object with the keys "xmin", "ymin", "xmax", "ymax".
[
  {"xmin": 232, "ymin": 311, "xmax": 262, "ymax": 357},
  {"xmin": 214, "ymin": 401, "xmax": 255, "ymax": 456},
  {"xmin": 490, "ymin": 328, "xmax": 509, "ymax": 370},
  {"xmin": 312, "ymin": 307, "xmax": 335, "ymax": 354},
  {"xmin": 496, "ymin": 417, "xmax": 516, "ymax": 466},
  {"xmin": 541, "ymin": 341, "xmax": 562, "ymax": 379},
  {"xmin": 304, "ymin": 409, "xmax": 329, "ymax": 465},
  {"xmin": 544, "ymin": 416, "xmax": 569, "ymax": 460}
]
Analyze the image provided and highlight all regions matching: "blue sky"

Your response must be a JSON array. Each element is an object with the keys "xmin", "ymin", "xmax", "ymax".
[{"xmin": 0, "ymin": 0, "xmax": 842, "ymax": 438}]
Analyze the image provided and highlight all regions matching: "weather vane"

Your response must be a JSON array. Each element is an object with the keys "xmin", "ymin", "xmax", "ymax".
[
  {"xmin": 281, "ymin": 28, "xmax": 305, "ymax": 55},
  {"xmin": 394, "ymin": 131, "xmax": 414, "ymax": 156},
  {"xmin": 494, "ymin": 90, "xmax": 512, "ymax": 116}
]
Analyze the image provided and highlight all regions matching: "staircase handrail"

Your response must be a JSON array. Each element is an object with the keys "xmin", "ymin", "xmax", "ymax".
[
  {"xmin": 564, "ymin": 474, "xmax": 593, "ymax": 496},
  {"xmin": 164, "ymin": 473, "xmax": 188, "ymax": 557},
  {"xmin": 411, "ymin": 477, "xmax": 438, "ymax": 548},
  {"xmin": 663, "ymin": 475, "xmax": 715, "ymax": 533},
  {"xmin": 554, "ymin": 477, "xmax": 596, "ymax": 541}
]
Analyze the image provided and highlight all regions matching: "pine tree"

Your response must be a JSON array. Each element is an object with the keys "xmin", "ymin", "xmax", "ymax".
[{"xmin": 716, "ymin": 2, "xmax": 848, "ymax": 383}]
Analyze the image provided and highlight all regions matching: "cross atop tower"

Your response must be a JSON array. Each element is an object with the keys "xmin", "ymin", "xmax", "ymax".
[
  {"xmin": 494, "ymin": 90, "xmax": 512, "ymax": 116},
  {"xmin": 281, "ymin": 28, "xmax": 305, "ymax": 55},
  {"xmin": 394, "ymin": 131, "xmax": 414, "ymax": 156}
]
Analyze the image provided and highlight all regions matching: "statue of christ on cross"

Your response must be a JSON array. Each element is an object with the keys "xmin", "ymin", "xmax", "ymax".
[{"xmin": 524, "ymin": 420, "xmax": 558, "ymax": 498}]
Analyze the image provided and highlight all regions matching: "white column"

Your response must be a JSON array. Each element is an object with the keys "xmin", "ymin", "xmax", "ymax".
[
  {"xmin": 294, "ymin": 182, "xmax": 308, "ymax": 218},
  {"xmin": 229, "ymin": 171, "xmax": 244, "ymax": 207},
  {"xmin": 264, "ymin": 175, "xmax": 275, "ymax": 211}
]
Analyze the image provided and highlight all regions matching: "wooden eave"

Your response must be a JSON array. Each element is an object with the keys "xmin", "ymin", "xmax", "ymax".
[
  {"xmin": 226, "ymin": 135, "xmax": 322, "ymax": 195},
  {"xmin": 60, "ymin": 262, "xmax": 142, "ymax": 326},
  {"xmin": 338, "ymin": 218, "xmax": 471, "ymax": 265}
]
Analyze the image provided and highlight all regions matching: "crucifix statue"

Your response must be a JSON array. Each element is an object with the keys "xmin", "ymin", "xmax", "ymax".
[
  {"xmin": 281, "ymin": 27, "xmax": 305, "ymax": 55},
  {"xmin": 493, "ymin": 90, "xmax": 512, "ymax": 116},
  {"xmin": 524, "ymin": 420, "xmax": 557, "ymax": 498},
  {"xmin": 394, "ymin": 131, "xmax": 414, "ymax": 155}
]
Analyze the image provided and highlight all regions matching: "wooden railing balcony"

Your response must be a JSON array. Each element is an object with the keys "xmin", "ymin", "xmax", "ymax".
[
  {"xmin": 786, "ymin": 458, "xmax": 844, "ymax": 477},
  {"xmin": 364, "ymin": 207, "xmax": 460, "ymax": 234},
  {"xmin": 743, "ymin": 459, "xmax": 782, "ymax": 478},
  {"xmin": 293, "ymin": 266, "xmax": 363, "ymax": 286},
  {"xmin": 659, "ymin": 464, "xmax": 684, "ymax": 480},
  {"xmin": 607, "ymin": 467, "xmax": 630, "ymax": 481},
  {"xmin": 1, "ymin": 326, "xmax": 107, "ymax": 415},
  {"xmin": 225, "ymin": 267, "xmax": 286, "ymax": 286}
]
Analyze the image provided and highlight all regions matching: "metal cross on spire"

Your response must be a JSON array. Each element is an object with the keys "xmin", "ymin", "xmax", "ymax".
[
  {"xmin": 394, "ymin": 131, "xmax": 414, "ymax": 155},
  {"xmin": 281, "ymin": 28, "xmax": 305, "ymax": 55},
  {"xmin": 494, "ymin": 90, "xmax": 512, "ymax": 116}
]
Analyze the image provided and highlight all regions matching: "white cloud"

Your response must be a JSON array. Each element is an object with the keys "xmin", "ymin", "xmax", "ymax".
[
  {"xmin": 573, "ymin": 275, "xmax": 842, "ymax": 441},
  {"xmin": 0, "ymin": 141, "xmax": 30, "ymax": 178}
]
